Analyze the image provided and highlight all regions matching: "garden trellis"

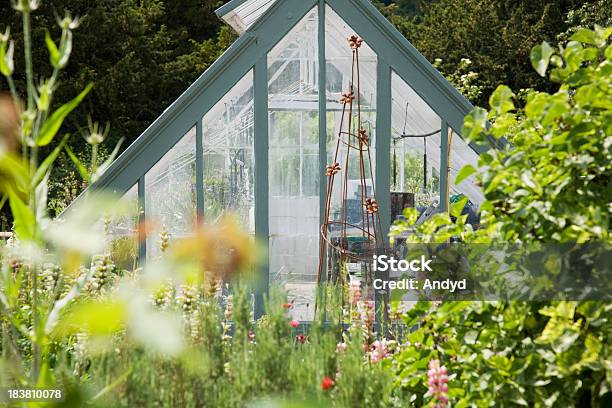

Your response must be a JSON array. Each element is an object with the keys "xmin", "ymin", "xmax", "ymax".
[{"xmin": 68, "ymin": 0, "xmax": 486, "ymax": 321}]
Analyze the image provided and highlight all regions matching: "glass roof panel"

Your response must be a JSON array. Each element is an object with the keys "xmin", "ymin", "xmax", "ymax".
[
  {"xmin": 325, "ymin": 5, "xmax": 376, "ymax": 113},
  {"xmin": 220, "ymin": 0, "xmax": 278, "ymax": 34},
  {"xmin": 268, "ymin": 7, "xmax": 318, "ymax": 111}
]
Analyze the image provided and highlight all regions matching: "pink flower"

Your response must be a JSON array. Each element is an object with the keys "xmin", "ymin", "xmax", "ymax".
[
  {"xmin": 248, "ymin": 331, "xmax": 255, "ymax": 342},
  {"xmin": 289, "ymin": 320, "xmax": 300, "ymax": 328},
  {"xmin": 336, "ymin": 342, "xmax": 348, "ymax": 353},
  {"xmin": 426, "ymin": 359, "xmax": 450, "ymax": 408},
  {"xmin": 369, "ymin": 339, "xmax": 388, "ymax": 363},
  {"xmin": 296, "ymin": 334, "xmax": 307, "ymax": 343},
  {"xmin": 321, "ymin": 376, "xmax": 335, "ymax": 390},
  {"xmin": 349, "ymin": 281, "xmax": 361, "ymax": 305}
]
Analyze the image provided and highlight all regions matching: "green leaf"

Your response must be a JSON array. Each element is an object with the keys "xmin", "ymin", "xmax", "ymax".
[
  {"xmin": 490, "ymin": 113, "xmax": 517, "ymax": 138},
  {"xmin": 8, "ymin": 191, "xmax": 38, "ymax": 241},
  {"xmin": 36, "ymin": 83, "xmax": 93, "ymax": 146},
  {"xmin": 563, "ymin": 41, "xmax": 585, "ymax": 73},
  {"xmin": 570, "ymin": 28, "xmax": 598, "ymax": 45},
  {"xmin": 530, "ymin": 41, "xmax": 554, "ymax": 77},
  {"xmin": 462, "ymin": 107, "xmax": 488, "ymax": 142},
  {"xmin": 31, "ymin": 135, "xmax": 69, "ymax": 189},
  {"xmin": 455, "ymin": 164, "xmax": 477, "ymax": 185},
  {"xmin": 34, "ymin": 171, "xmax": 49, "ymax": 228},
  {"xmin": 489, "ymin": 85, "xmax": 515, "ymax": 115},
  {"xmin": 44, "ymin": 30, "xmax": 61, "ymax": 68},
  {"xmin": 402, "ymin": 207, "xmax": 419, "ymax": 226},
  {"xmin": 65, "ymin": 145, "xmax": 90, "ymax": 182},
  {"xmin": 450, "ymin": 195, "xmax": 468, "ymax": 218},
  {"xmin": 0, "ymin": 39, "xmax": 14, "ymax": 76},
  {"xmin": 53, "ymin": 300, "xmax": 127, "ymax": 337},
  {"xmin": 0, "ymin": 153, "xmax": 29, "ymax": 197}
]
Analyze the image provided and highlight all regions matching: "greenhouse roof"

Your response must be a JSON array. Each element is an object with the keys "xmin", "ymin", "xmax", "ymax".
[
  {"xmin": 79, "ymin": 0, "xmax": 479, "ymax": 198},
  {"xmin": 216, "ymin": 0, "xmax": 279, "ymax": 34}
]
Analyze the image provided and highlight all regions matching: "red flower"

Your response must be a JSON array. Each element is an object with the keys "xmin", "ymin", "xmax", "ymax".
[
  {"xmin": 248, "ymin": 331, "xmax": 255, "ymax": 342},
  {"xmin": 296, "ymin": 334, "xmax": 307, "ymax": 343},
  {"xmin": 321, "ymin": 376, "xmax": 335, "ymax": 390},
  {"xmin": 289, "ymin": 320, "xmax": 300, "ymax": 328},
  {"xmin": 282, "ymin": 303, "xmax": 293, "ymax": 309}
]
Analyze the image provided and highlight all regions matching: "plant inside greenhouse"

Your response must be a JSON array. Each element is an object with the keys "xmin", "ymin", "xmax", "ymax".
[{"xmin": 0, "ymin": 0, "xmax": 610, "ymax": 407}]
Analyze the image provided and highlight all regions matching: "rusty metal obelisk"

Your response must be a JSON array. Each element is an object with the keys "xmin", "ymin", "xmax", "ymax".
[{"xmin": 316, "ymin": 35, "xmax": 384, "ymax": 310}]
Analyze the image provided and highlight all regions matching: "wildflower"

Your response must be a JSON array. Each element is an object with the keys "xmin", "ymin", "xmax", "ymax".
[
  {"xmin": 282, "ymin": 302, "xmax": 293, "ymax": 309},
  {"xmin": 321, "ymin": 376, "xmax": 335, "ymax": 390},
  {"xmin": 348, "ymin": 280, "xmax": 361, "ymax": 305},
  {"xmin": 296, "ymin": 334, "xmax": 307, "ymax": 343},
  {"xmin": 248, "ymin": 331, "xmax": 255, "ymax": 342},
  {"xmin": 12, "ymin": 0, "xmax": 40, "ymax": 12},
  {"xmin": 426, "ymin": 359, "xmax": 449, "ymax": 408},
  {"xmin": 41, "ymin": 262, "xmax": 60, "ymax": 293},
  {"xmin": 159, "ymin": 225, "xmax": 171, "ymax": 253},
  {"xmin": 177, "ymin": 284, "xmax": 199, "ymax": 313},
  {"xmin": 289, "ymin": 320, "xmax": 300, "ymax": 328},
  {"xmin": 359, "ymin": 300, "xmax": 375, "ymax": 339},
  {"xmin": 336, "ymin": 342, "xmax": 348, "ymax": 353},
  {"xmin": 58, "ymin": 13, "xmax": 80, "ymax": 30},
  {"xmin": 87, "ymin": 255, "xmax": 116, "ymax": 293},
  {"xmin": 369, "ymin": 339, "xmax": 388, "ymax": 364},
  {"xmin": 189, "ymin": 309, "xmax": 202, "ymax": 342},
  {"xmin": 84, "ymin": 116, "xmax": 110, "ymax": 146}
]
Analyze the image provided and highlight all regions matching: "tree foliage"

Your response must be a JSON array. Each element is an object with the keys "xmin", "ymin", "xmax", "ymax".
[
  {"xmin": 0, "ymin": 0, "xmax": 235, "ymax": 216},
  {"xmin": 380, "ymin": 0, "xmax": 612, "ymax": 106},
  {"xmin": 463, "ymin": 26, "xmax": 611, "ymax": 243}
]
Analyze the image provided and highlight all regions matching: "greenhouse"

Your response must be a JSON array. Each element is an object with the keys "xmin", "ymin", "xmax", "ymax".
[{"xmin": 76, "ymin": 0, "xmax": 484, "ymax": 320}]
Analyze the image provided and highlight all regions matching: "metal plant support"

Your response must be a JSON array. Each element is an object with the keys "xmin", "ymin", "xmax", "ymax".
[{"xmin": 316, "ymin": 35, "xmax": 385, "ymax": 311}]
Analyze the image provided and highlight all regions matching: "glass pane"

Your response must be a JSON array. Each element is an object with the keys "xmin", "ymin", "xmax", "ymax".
[
  {"xmin": 202, "ymin": 70, "xmax": 255, "ymax": 233},
  {"xmin": 105, "ymin": 184, "xmax": 139, "ymax": 271},
  {"xmin": 268, "ymin": 6, "xmax": 319, "ymax": 321},
  {"xmin": 145, "ymin": 127, "xmax": 197, "ymax": 259},
  {"xmin": 390, "ymin": 70, "xmax": 442, "ymax": 213},
  {"xmin": 449, "ymin": 130, "xmax": 484, "ymax": 206}
]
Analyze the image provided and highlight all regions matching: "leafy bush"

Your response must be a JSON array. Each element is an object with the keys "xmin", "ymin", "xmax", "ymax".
[{"xmin": 387, "ymin": 26, "xmax": 611, "ymax": 407}]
